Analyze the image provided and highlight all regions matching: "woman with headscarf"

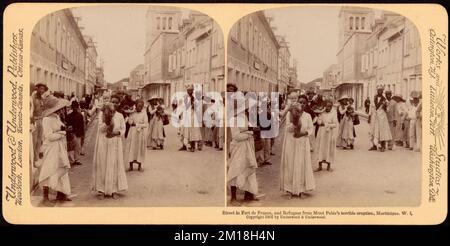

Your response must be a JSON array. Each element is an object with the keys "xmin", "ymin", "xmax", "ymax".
[
  {"xmin": 280, "ymin": 98, "xmax": 315, "ymax": 199},
  {"xmin": 38, "ymin": 96, "xmax": 74, "ymax": 205},
  {"xmin": 92, "ymin": 95, "xmax": 128, "ymax": 199}
]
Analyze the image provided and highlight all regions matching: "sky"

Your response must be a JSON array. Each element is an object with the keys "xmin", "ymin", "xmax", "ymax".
[
  {"xmin": 72, "ymin": 6, "xmax": 147, "ymax": 83},
  {"xmin": 71, "ymin": 6, "xmax": 339, "ymax": 84},
  {"xmin": 265, "ymin": 7, "xmax": 340, "ymax": 83}
]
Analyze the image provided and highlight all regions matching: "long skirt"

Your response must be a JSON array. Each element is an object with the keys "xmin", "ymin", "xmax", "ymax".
[
  {"xmin": 315, "ymin": 126, "xmax": 336, "ymax": 163},
  {"xmin": 280, "ymin": 133, "xmax": 315, "ymax": 195},
  {"xmin": 39, "ymin": 140, "xmax": 71, "ymax": 195},
  {"xmin": 373, "ymin": 109, "xmax": 392, "ymax": 143},
  {"xmin": 126, "ymin": 126, "xmax": 148, "ymax": 163},
  {"xmin": 227, "ymin": 138, "xmax": 258, "ymax": 195},
  {"xmin": 92, "ymin": 134, "xmax": 128, "ymax": 196}
]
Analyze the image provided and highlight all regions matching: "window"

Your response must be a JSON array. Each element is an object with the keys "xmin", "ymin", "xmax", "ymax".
[
  {"xmin": 361, "ymin": 17, "xmax": 365, "ymax": 30},
  {"xmin": 45, "ymin": 18, "xmax": 50, "ymax": 43},
  {"xmin": 356, "ymin": 17, "xmax": 359, "ymax": 30},
  {"xmin": 56, "ymin": 21, "xmax": 61, "ymax": 52},
  {"xmin": 249, "ymin": 20, "xmax": 253, "ymax": 52},
  {"xmin": 254, "ymin": 28, "xmax": 258, "ymax": 55},
  {"xmin": 168, "ymin": 17, "xmax": 172, "ymax": 30},
  {"xmin": 156, "ymin": 17, "xmax": 160, "ymax": 30},
  {"xmin": 212, "ymin": 31, "xmax": 218, "ymax": 55},
  {"xmin": 259, "ymin": 33, "xmax": 262, "ymax": 58},
  {"xmin": 181, "ymin": 47, "xmax": 185, "ymax": 66},
  {"xmin": 168, "ymin": 54, "xmax": 173, "ymax": 72},
  {"xmin": 237, "ymin": 20, "xmax": 241, "ymax": 42},
  {"xmin": 404, "ymin": 31, "xmax": 411, "ymax": 56},
  {"xmin": 243, "ymin": 19, "xmax": 248, "ymax": 49},
  {"xmin": 349, "ymin": 17, "xmax": 353, "ymax": 30},
  {"xmin": 163, "ymin": 17, "xmax": 167, "ymax": 30},
  {"xmin": 230, "ymin": 25, "xmax": 237, "ymax": 41}
]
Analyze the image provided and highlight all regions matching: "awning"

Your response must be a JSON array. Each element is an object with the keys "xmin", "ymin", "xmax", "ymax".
[
  {"xmin": 334, "ymin": 81, "xmax": 363, "ymax": 89},
  {"xmin": 142, "ymin": 81, "xmax": 171, "ymax": 90}
]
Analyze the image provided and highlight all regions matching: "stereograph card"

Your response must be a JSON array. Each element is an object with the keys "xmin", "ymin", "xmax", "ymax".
[{"xmin": 2, "ymin": 2, "xmax": 447, "ymax": 225}]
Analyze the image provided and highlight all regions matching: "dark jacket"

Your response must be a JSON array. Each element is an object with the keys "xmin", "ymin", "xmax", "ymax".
[{"xmin": 67, "ymin": 110, "xmax": 85, "ymax": 138}]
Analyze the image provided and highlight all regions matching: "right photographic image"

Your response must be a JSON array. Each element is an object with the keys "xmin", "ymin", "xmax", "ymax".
[{"xmin": 226, "ymin": 6, "xmax": 422, "ymax": 207}]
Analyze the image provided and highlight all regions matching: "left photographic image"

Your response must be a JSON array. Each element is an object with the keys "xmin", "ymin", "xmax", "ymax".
[{"xmin": 29, "ymin": 5, "xmax": 226, "ymax": 207}]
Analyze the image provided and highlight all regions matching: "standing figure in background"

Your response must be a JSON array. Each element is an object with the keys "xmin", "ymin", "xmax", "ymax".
[
  {"xmin": 338, "ymin": 106, "xmax": 359, "ymax": 149},
  {"xmin": 336, "ymin": 95, "xmax": 349, "ymax": 148},
  {"xmin": 32, "ymin": 83, "xmax": 49, "ymax": 163},
  {"xmin": 369, "ymin": 85, "xmax": 392, "ymax": 152},
  {"xmin": 181, "ymin": 85, "xmax": 203, "ymax": 152},
  {"xmin": 66, "ymin": 101, "xmax": 85, "ymax": 166},
  {"xmin": 314, "ymin": 100, "xmax": 338, "ymax": 171},
  {"xmin": 126, "ymin": 99, "xmax": 148, "ymax": 171},
  {"xmin": 407, "ymin": 92, "xmax": 421, "ymax": 152},
  {"xmin": 385, "ymin": 90, "xmax": 397, "ymax": 150},
  {"xmin": 364, "ymin": 97, "xmax": 371, "ymax": 114},
  {"xmin": 146, "ymin": 97, "xmax": 159, "ymax": 148},
  {"xmin": 392, "ymin": 95, "xmax": 408, "ymax": 147},
  {"xmin": 151, "ymin": 105, "xmax": 166, "ymax": 150}
]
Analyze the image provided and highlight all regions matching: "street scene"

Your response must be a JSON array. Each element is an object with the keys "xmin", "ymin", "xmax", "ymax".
[
  {"xmin": 226, "ymin": 7, "xmax": 422, "ymax": 206},
  {"xmin": 30, "ymin": 6, "xmax": 225, "ymax": 207}
]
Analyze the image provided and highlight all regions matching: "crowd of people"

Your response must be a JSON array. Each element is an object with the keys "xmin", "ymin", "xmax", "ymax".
[
  {"xmin": 31, "ymin": 83, "xmax": 225, "ymax": 206},
  {"xmin": 226, "ymin": 83, "xmax": 422, "ymax": 206}
]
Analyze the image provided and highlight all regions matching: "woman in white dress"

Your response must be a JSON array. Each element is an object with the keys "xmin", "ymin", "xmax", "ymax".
[
  {"xmin": 227, "ymin": 100, "xmax": 262, "ymax": 205},
  {"xmin": 280, "ymin": 98, "xmax": 315, "ymax": 198},
  {"xmin": 92, "ymin": 95, "xmax": 128, "ymax": 199},
  {"xmin": 315, "ymin": 100, "xmax": 338, "ymax": 171},
  {"xmin": 126, "ymin": 99, "xmax": 148, "ymax": 171},
  {"xmin": 39, "ymin": 96, "xmax": 73, "ymax": 205}
]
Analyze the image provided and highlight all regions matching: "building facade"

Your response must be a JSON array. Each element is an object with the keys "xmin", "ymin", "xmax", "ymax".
[
  {"xmin": 143, "ymin": 6, "xmax": 182, "ymax": 105},
  {"xmin": 227, "ymin": 11, "xmax": 279, "ymax": 93},
  {"xmin": 84, "ymin": 36, "xmax": 98, "ymax": 95},
  {"xmin": 129, "ymin": 64, "xmax": 145, "ymax": 96},
  {"xmin": 322, "ymin": 64, "xmax": 339, "ymax": 97},
  {"xmin": 165, "ymin": 11, "xmax": 225, "ymax": 103},
  {"xmin": 30, "ymin": 9, "xmax": 88, "ymax": 98},
  {"xmin": 334, "ymin": 7, "xmax": 422, "ymax": 110},
  {"xmin": 277, "ymin": 36, "xmax": 291, "ymax": 95}
]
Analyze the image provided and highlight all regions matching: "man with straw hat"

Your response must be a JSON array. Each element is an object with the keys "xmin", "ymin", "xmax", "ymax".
[{"xmin": 38, "ymin": 96, "xmax": 74, "ymax": 205}]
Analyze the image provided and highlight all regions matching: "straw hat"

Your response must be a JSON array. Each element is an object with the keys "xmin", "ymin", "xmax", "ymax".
[
  {"xmin": 226, "ymin": 83, "xmax": 238, "ymax": 92},
  {"xmin": 313, "ymin": 107, "xmax": 326, "ymax": 114},
  {"xmin": 376, "ymin": 84, "xmax": 385, "ymax": 90},
  {"xmin": 338, "ymin": 94, "xmax": 350, "ymax": 102},
  {"xmin": 392, "ymin": 94, "xmax": 405, "ymax": 102},
  {"xmin": 410, "ymin": 90, "xmax": 421, "ymax": 99},
  {"xmin": 42, "ymin": 96, "xmax": 70, "ymax": 117},
  {"xmin": 35, "ymin": 83, "xmax": 48, "ymax": 90},
  {"xmin": 148, "ymin": 96, "xmax": 160, "ymax": 102}
]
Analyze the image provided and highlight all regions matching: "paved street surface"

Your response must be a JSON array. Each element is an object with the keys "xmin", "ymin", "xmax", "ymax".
[
  {"xmin": 228, "ymin": 118, "xmax": 421, "ymax": 207},
  {"xmin": 32, "ymin": 114, "xmax": 225, "ymax": 207}
]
